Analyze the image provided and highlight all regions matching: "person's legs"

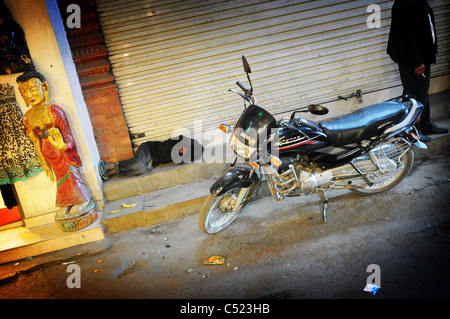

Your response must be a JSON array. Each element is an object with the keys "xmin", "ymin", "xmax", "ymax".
[
  {"xmin": 99, "ymin": 142, "xmax": 153, "ymax": 180},
  {"xmin": 398, "ymin": 63, "xmax": 430, "ymax": 126},
  {"xmin": 118, "ymin": 143, "xmax": 152, "ymax": 171},
  {"xmin": 398, "ymin": 64, "xmax": 447, "ymax": 136}
]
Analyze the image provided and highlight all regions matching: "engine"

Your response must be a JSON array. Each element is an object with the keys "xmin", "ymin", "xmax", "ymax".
[
  {"xmin": 266, "ymin": 138, "xmax": 408, "ymax": 199},
  {"xmin": 298, "ymin": 141, "xmax": 404, "ymax": 190},
  {"xmin": 298, "ymin": 158, "xmax": 379, "ymax": 191}
]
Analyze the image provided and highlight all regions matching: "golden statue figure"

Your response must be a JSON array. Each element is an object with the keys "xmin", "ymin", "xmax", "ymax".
[{"xmin": 16, "ymin": 60, "xmax": 97, "ymax": 231}]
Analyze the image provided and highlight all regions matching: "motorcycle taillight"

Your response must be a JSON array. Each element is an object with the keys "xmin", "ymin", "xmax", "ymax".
[{"xmin": 414, "ymin": 113, "xmax": 421, "ymax": 124}]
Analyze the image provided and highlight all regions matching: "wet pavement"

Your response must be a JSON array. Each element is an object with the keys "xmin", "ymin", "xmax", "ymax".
[{"xmin": 0, "ymin": 153, "xmax": 449, "ymax": 301}]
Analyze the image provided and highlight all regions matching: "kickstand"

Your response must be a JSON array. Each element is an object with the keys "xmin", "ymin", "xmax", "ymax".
[{"xmin": 317, "ymin": 190, "xmax": 328, "ymax": 222}]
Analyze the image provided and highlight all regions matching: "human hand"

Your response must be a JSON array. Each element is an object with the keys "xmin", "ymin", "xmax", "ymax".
[
  {"xmin": 48, "ymin": 127, "xmax": 67, "ymax": 150},
  {"xmin": 414, "ymin": 64, "xmax": 426, "ymax": 77}
]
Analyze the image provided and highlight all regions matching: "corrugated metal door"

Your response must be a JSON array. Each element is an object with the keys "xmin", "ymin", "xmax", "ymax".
[{"xmin": 96, "ymin": 0, "xmax": 450, "ymax": 145}]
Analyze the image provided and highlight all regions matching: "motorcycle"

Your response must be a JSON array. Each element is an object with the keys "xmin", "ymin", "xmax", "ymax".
[{"xmin": 198, "ymin": 56, "xmax": 427, "ymax": 234}]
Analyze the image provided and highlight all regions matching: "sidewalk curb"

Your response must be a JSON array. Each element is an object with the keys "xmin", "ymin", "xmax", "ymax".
[{"xmin": 102, "ymin": 195, "xmax": 208, "ymax": 233}]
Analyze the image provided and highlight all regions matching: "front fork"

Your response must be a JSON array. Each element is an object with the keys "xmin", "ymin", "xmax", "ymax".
[
  {"xmin": 233, "ymin": 186, "xmax": 250, "ymax": 212},
  {"xmin": 232, "ymin": 165, "xmax": 258, "ymax": 211}
]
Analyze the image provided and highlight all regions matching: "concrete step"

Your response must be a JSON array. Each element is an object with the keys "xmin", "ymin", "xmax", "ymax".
[
  {"xmin": 414, "ymin": 119, "xmax": 450, "ymax": 159},
  {"xmin": 429, "ymin": 89, "xmax": 450, "ymax": 121},
  {"xmin": 101, "ymin": 178, "xmax": 214, "ymax": 233},
  {"xmin": 102, "ymin": 160, "xmax": 226, "ymax": 202},
  {"xmin": 0, "ymin": 214, "xmax": 105, "ymax": 264}
]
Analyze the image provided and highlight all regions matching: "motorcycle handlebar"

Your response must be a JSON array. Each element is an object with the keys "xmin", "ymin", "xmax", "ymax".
[
  {"xmin": 236, "ymin": 81, "xmax": 251, "ymax": 95},
  {"xmin": 228, "ymin": 88, "xmax": 252, "ymax": 102},
  {"xmin": 229, "ymin": 80, "xmax": 257, "ymax": 105}
]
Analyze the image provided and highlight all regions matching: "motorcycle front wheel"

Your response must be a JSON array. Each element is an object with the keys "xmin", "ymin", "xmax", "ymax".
[{"xmin": 198, "ymin": 188, "xmax": 246, "ymax": 234}]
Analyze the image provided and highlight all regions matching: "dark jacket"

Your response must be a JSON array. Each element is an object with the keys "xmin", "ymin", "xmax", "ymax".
[{"xmin": 387, "ymin": 0, "xmax": 437, "ymax": 67}]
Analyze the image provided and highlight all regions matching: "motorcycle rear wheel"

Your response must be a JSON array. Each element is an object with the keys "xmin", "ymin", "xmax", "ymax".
[
  {"xmin": 351, "ymin": 148, "xmax": 413, "ymax": 195},
  {"xmin": 198, "ymin": 188, "xmax": 245, "ymax": 234}
]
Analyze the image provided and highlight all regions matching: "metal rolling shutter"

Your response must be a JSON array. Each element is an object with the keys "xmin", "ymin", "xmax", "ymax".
[{"xmin": 96, "ymin": 0, "xmax": 450, "ymax": 145}]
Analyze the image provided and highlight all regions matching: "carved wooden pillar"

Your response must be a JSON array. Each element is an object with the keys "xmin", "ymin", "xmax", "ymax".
[{"xmin": 58, "ymin": 0, "xmax": 134, "ymax": 163}]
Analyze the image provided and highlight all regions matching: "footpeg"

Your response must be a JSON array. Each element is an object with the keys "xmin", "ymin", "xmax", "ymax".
[{"xmin": 350, "ymin": 161, "xmax": 374, "ymax": 187}]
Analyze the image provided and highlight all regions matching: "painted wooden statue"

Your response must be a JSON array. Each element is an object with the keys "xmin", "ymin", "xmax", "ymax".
[{"xmin": 16, "ymin": 60, "xmax": 97, "ymax": 231}]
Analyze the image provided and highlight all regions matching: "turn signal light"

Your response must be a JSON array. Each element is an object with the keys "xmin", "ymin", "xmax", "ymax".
[
  {"xmin": 270, "ymin": 156, "xmax": 282, "ymax": 167},
  {"xmin": 219, "ymin": 124, "xmax": 231, "ymax": 133},
  {"xmin": 250, "ymin": 162, "xmax": 259, "ymax": 169}
]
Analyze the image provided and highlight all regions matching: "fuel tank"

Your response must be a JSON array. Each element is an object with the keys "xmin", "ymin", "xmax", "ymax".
[{"xmin": 272, "ymin": 119, "xmax": 329, "ymax": 156}]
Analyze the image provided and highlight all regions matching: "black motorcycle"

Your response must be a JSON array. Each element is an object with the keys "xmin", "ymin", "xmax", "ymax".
[{"xmin": 198, "ymin": 56, "xmax": 426, "ymax": 234}]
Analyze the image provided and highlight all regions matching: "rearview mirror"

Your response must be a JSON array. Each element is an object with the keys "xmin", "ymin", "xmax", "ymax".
[
  {"xmin": 308, "ymin": 104, "xmax": 329, "ymax": 115},
  {"xmin": 242, "ymin": 55, "xmax": 251, "ymax": 74}
]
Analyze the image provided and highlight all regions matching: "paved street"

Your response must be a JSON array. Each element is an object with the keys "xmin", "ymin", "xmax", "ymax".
[{"xmin": 0, "ymin": 152, "xmax": 449, "ymax": 302}]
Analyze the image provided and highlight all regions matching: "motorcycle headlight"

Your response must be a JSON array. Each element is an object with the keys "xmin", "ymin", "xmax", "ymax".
[{"xmin": 230, "ymin": 134, "xmax": 256, "ymax": 159}]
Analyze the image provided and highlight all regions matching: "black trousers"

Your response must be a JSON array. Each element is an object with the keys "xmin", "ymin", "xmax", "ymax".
[
  {"xmin": 0, "ymin": 184, "xmax": 17, "ymax": 209},
  {"xmin": 115, "ymin": 141, "xmax": 153, "ymax": 176},
  {"xmin": 116, "ymin": 136, "xmax": 203, "ymax": 176},
  {"xmin": 398, "ymin": 63, "xmax": 431, "ymax": 131}
]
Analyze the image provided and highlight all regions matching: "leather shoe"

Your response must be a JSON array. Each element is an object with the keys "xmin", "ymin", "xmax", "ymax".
[
  {"xmin": 418, "ymin": 133, "xmax": 431, "ymax": 142},
  {"xmin": 422, "ymin": 123, "xmax": 449, "ymax": 135}
]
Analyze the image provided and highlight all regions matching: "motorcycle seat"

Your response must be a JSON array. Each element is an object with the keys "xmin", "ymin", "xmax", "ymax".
[{"xmin": 319, "ymin": 101, "xmax": 407, "ymax": 146}]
